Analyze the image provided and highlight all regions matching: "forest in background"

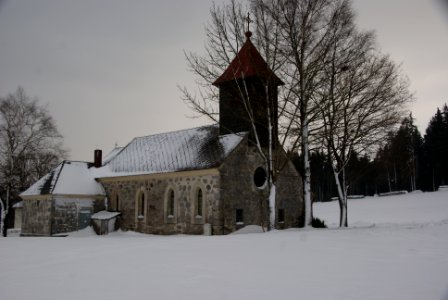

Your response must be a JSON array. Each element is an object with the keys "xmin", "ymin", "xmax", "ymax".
[{"xmin": 293, "ymin": 104, "xmax": 448, "ymax": 201}]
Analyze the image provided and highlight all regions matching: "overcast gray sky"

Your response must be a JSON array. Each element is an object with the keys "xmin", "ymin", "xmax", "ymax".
[{"xmin": 1, "ymin": 0, "xmax": 447, "ymax": 162}]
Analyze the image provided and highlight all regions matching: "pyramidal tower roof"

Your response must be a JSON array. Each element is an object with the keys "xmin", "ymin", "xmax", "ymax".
[{"xmin": 212, "ymin": 31, "xmax": 284, "ymax": 86}]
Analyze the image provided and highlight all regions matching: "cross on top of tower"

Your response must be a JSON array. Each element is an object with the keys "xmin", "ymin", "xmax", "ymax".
[
  {"xmin": 246, "ymin": 12, "xmax": 253, "ymax": 31},
  {"xmin": 245, "ymin": 12, "xmax": 253, "ymax": 39}
]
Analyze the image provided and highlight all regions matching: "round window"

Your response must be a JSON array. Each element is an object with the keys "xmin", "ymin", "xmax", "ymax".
[{"xmin": 254, "ymin": 167, "xmax": 267, "ymax": 188}]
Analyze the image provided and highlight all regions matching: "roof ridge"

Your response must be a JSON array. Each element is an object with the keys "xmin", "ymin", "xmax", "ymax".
[
  {"xmin": 133, "ymin": 124, "xmax": 218, "ymax": 140},
  {"xmin": 62, "ymin": 160, "xmax": 91, "ymax": 164},
  {"xmin": 219, "ymin": 131, "xmax": 248, "ymax": 138},
  {"xmin": 44, "ymin": 161, "xmax": 65, "ymax": 195},
  {"xmin": 54, "ymin": 160, "xmax": 67, "ymax": 186}
]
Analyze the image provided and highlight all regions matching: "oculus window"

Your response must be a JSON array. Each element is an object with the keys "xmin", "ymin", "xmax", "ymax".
[{"xmin": 254, "ymin": 167, "xmax": 267, "ymax": 188}]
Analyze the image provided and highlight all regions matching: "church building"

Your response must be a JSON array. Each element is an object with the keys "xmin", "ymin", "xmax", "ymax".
[{"xmin": 20, "ymin": 30, "xmax": 304, "ymax": 236}]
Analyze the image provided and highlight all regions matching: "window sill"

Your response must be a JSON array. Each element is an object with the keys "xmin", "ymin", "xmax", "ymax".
[
  {"xmin": 193, "ymin": 216, "xmax": 204, "ymax": 225},
  {"xmin": 165, "ymin": 215, "xmax": 176, "ymax": 224}
]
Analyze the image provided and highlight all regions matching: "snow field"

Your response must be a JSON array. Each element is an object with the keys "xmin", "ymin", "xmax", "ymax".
[
  {"xmin": 314, "ymin": 190, "xmax": 448, "ymax": 228},
  {"xmin": 1, "ymin": 190, "xmax": 447, "ymax": 300}
]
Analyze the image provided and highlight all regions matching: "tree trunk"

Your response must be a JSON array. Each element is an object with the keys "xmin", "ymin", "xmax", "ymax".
[
  {"xmin": 387, "ymin": 166, "xmax": 392, "ymax": 193},
  {"xmin": 333, "ymin": 169, "xmax": 348, "ymax": 227},
  {"xmin": 269, "ymin": 184, "xmax": 276, "ymax": 229},
  {"xmin": 266, "ymin": 85, "xmax": 275, "ymax": 230},
  {"xmin": 0, "ymin": 198, "xmax": 5, "ymax": 237},
  {"xmin": 302, "ymin": 122, "xmax": 312, "ymax": 227},
  {"xmin": 1, "ymin": 187, "xmax": 10, "ymax": 237},
  {"xmin": 339, "ymin": 197, "xmax": 347, "ymax": 227},
  {"xmin": 432, "ymin": 168, "xmax": 436, "ymax": 191},
  {"xmin": 393, "ymin": 163, "xmax": 397, "ymax": 190}
]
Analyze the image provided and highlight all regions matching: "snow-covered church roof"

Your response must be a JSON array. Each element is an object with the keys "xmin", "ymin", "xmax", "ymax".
[
  {"xmin": 21, "ymin": 125, "xmax": 246, "ymax": 197},
  {"xmin": 99, "ymin": 125, "xmax": 246, "ymax": 177},
  {"xmin": 21, "ymin": 161, "xmax": 106, "ymax": 197}
]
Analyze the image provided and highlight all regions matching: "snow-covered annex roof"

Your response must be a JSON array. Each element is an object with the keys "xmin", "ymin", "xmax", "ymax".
[
  {"xmin": 21, "ymin": 161, "xmax": 105, "ymax": 197},
  {"xmin": 99, "ymin": 125, "xmax": 246, "ymax": 177}
]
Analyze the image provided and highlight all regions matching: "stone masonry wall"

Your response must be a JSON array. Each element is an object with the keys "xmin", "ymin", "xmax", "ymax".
[
  {"xmin": 100, "ymin": 172, "xmax": 220, "ymax": 235},
  {"xmin": 275, "ymin": 159, "xmax": 304, "ymax": 228},
  {"xmin": 219, "ymin": 140, "xmax": 303, "ymax": 233},
  {"xmin": 21, "ymin": 197, "xmax": 105, "ymax": 236},
  {"xmin": 21, "ymin": 198, "xmax": 52, "ymax": 236},
  {"xmin": 51, "ymin": 197, "xmax": 104, "ymax": 235},
  {"xmin": 219, "ymin": 141, "xmax": 270, "ymax": 233}
]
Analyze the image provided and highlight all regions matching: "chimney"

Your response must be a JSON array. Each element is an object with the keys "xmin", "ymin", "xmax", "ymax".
[{"xmin": 94, "ymin": 149, "xmax": 102, "ymax": 168}]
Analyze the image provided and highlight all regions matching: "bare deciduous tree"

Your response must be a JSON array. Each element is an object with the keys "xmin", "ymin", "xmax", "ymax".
[
  {"xmin": 251, "ymin": 0, "xmax": 355, "ymax": 227},
  {"xmin": 316, "ymin": 11, "xmax": 412, "ymax": 226},
  {"xmin": 0, "ymin": 87, "xmax": 66, "ymax": 236},
  {"xmin": 181, "ymin": 0, "xmax": 411, "ymax": 229}
]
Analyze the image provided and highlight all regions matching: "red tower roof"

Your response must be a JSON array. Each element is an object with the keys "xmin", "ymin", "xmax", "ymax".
[{"xmin": 212, "ymin": 32, "xmax": 284, "ymax": 86}]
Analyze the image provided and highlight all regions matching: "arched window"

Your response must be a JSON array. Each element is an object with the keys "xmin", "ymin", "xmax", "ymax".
[
  {"xmin": 165, "ymin": 188, "xmax": 176, "ymax": 224},
  {"xmin": 138, "ymin": 193, "xmax": 145, "ymax": 217},
  {"xmin": 110, "ymin": 191, "xmax": 120, "ymax": 212},
  {"xmin": 136, "ymin": 190, "xmax": 146, "ymax": 221},
  {"xmin": 196, "ymin": 188, "xmax": 203, "ymax": 217},
  {"xmin": 191, "ymin": 185, "xmax": 205, "ymax": 225},
  {"xmin": 112, "ymin": 193, "xmax": 120, "ymax": 211},
  {"xmin": 168, "ymin": 189, "xmax": 175, "ymax": 217}
]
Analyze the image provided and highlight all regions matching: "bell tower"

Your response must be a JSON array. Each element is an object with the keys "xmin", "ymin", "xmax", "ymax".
[{"xmin": 213, "ymin": 29, "xmax": 283, "ymax": 148}]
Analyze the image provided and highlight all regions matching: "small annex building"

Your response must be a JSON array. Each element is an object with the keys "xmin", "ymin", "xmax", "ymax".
[
  {"xmin": 20, "ymin": 161, "xmax": 106, "ymax": 236},
  {"xmin": 20, "ymin": 30, "xmax": 304, "ymax": 236}
]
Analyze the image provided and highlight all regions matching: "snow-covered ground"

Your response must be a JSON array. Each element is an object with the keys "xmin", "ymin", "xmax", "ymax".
[{"xmin": 1, "ymin": 190, "xmax": 447, "ymax": 300}]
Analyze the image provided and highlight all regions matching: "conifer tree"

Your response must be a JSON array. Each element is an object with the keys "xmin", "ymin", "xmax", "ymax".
[{"xmin": 423, "ymin": 104, "xmax": 448, "ymax": 190}]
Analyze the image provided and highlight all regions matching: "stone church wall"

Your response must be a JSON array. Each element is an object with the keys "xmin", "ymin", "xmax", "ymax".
[
  {"xmin": 99, "ymin": 141, "xmax": 302, "ymax": 236},
  {"xmin": 219, "ymin": 139, "xmax": 303, "ymax": 233},
  {"xmin": 275, "ymin": 159, "xmax": 304, "ymax": 228},
  {"xmin": 219, "ymin": 141, "xmax": 270, "ymax": 233},
  {"xmin": 100, "ymin": 171, "xmax": 221, "ymax": 235}
]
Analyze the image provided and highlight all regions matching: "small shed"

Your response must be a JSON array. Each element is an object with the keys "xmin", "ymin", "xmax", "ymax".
[{"xmin": 91, "ymin": 210, "xmax": 121, "ymax": 235}]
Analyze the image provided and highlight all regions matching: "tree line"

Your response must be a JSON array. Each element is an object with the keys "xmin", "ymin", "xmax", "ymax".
[
  {"xmin": 377, "ymin": 105, "xmax": 448, "ymax": 193},
  {"xmin": 293, "ymin": 105, "xmax": 448, "ymax": 203}
]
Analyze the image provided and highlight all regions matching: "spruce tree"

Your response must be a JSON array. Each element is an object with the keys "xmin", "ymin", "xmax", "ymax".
[{"xmin": 423, "ymin": 105, "xmax": 448, "ymax": 190}]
